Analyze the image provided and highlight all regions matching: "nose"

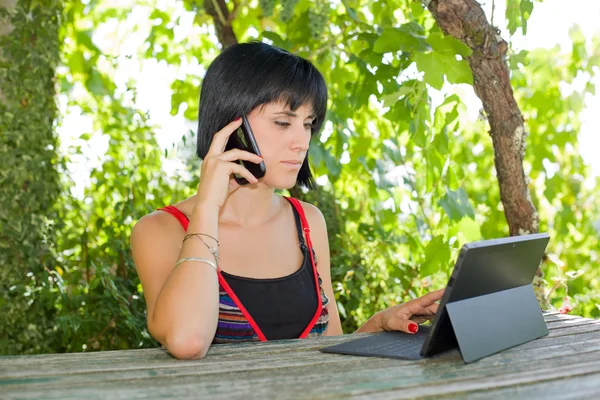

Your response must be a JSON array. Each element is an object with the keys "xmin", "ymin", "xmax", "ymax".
[
  {"xmin": 291, "ymin": 139, "xmax": 309, "ymax": 152},
  {"xmin": 290, "ymin": 125, "xmax": 310, "ymax": 151}
]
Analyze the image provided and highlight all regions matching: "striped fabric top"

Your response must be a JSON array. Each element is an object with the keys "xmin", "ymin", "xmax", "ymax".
[{"xmin": 157, "ymin": 196, "xmax": 329, "ymax": 344}]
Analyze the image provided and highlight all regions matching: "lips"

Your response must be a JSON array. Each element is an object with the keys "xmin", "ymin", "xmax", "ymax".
[
  {"xmin": 281, "ymin": 160, "xmax": 303, "ymax": 170},
  {"xmin": 281, "ymin": 160, "xmax": 303, "ymax": 165}
]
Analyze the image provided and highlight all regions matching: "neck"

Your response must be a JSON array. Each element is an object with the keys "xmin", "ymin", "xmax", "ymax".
[{"xmin": 218, "ymin": 184, "xmax": 281, "ymax": 227}]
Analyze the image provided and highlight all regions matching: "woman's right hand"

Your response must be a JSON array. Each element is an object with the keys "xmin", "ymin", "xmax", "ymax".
[{"xmin": 195, "ymin": 118, "xmax": 264, "ymax": 212}]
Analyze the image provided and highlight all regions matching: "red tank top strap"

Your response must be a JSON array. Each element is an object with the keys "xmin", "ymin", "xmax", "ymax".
[
  {"xmin": 284, "ymin": 196, "xmax": 323, "ymax": 339},
  {"xmin": 157, "ymin": 205, "xmax": 189, "ymax": 231}
]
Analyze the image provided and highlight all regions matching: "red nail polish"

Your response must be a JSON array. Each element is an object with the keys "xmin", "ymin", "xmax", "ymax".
[
  {"xmin": 234, "ymin": 117, "xmax": 241, "ymax": 121},
  {"xmin": 409, "ymin": 323, "xmax": 418, "ymax": 333}
]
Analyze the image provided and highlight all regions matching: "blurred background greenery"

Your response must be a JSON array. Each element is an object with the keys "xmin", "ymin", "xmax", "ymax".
[{"xmin": 1, "ymin": 0, "xmax": 598, "ymax": 355}]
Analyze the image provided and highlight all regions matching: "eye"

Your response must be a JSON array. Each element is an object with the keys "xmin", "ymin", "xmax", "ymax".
[
  {"xmin": 275, "ymin": 121, "xmax": 290, "ymax": 128},
  {"xmin": 304, "ymin": 123, "xmax": 313, "ymax": 130}
]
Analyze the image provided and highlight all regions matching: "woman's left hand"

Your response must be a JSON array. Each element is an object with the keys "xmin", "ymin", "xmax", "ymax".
[{"xmin": 358, "ymin": 289, "xmax": 445, "ymax": 334}]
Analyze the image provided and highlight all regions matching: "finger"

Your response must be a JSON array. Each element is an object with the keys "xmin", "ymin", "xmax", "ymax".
[
  {"xmin": 206, "ymin": 118, "xmax": 243, "ymax": 157},
  {"xmin": 428, "ymin": 302, "xmax": 440, "ymax": 315},
  {"xmin": 406, "ymin": 302, "xmax": 439, "ymax": 317},
  {"xmin": 396, "ymin": 304, "xmax": 435, "ymax": 321},
  {"xmin": 228, "ymin": 176, "xmax": 241, "ymax": 193},
  {"xmin": 395, "ymin": 298, "xmax": 440, "ymax": 320},
  {"xmin": 409, "ymin": 316, "xmax": 429, "ymax": 324},
  {"xmin": 418, "ymin": 300, "xmax": 440, "ymax": 315},
  {"xmin": 416, "ymin": 288, "xmax": 445, "ymax": 306},
  {"xmin": 385, "ymin": 316, "xmax": 420, "ymax": 334},
  {"xmin": 220, "ymin": 148, "xmax": 263, "ymax": 164},
  {"xmin": 407, "ymin": 303, "xmax": 440, "ymax": 322},
  {"xmin": 229, "ymin": 163, "xmax": 258, "ymax": 184}
]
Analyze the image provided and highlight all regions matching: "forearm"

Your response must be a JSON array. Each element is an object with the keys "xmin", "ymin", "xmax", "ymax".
[
  {"xmin": 355, "ymin": 312, "xmax": 383, "ymax": 334},
  {"xmin": 151, "ymin": 204, "xmax": 221, "ymax": 357}
]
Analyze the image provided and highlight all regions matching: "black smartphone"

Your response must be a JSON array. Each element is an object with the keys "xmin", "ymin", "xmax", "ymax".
[{"xmin": 225, "ymin": 116, "xmax": 266, "ymax": 185}]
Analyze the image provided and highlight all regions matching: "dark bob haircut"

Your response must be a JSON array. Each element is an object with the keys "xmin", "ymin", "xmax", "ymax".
[{"xmin": 196, "ymin": 42, "xmax": 328, "ymax": 190}]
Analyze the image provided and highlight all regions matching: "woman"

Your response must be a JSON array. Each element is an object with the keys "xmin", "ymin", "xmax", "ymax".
[{"xmin": 130, "ymin": 42, "xmax": 443, "ymax": 360}]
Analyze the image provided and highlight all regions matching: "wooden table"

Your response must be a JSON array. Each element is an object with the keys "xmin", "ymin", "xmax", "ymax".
[{"xmin": 2, "ymin": 312, "xmax": 600, "ymax": 399}]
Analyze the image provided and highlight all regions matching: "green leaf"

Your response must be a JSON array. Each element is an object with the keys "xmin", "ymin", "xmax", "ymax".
[
  {"xmin": 384, "ymin": 97, "xmax": 412, "ymax": 123},
  {"xmin": 420, "ymin": 235, "xmax": 451, "ymax": 278},
  {"xmin": 456, "ymin": 217, "xmax": 482, "ymax": 242},
  {"xmin": 509, "ymin": 50, "xmax": 530, "ymax": 69},
  {"xmin": 432, "ymin": 129, "xmax": 449, "ymax": 155},
  {"xmin": 380, "ymin": 85, "xmax": 413, "ymax": 107},
  {"xmin": 415, "ymin": 50, "xmax": 473, "ymax": 89},
  {"xmin": 76, "ymin": 30, "xmax": 100, "ymax": 53},
  {"xmin": 427, "ymin": 33, "xmax": 472, "ymax": 57},
  {"xmin": 373, "ymin": 22, "xmax": 430, "ymax": 54},
  {"xmin": 410, "ymin": 108, "xmax": 428, "ymax": 147},
  {"xmin": 68, "ymin": 50, "xmax": 85, "ymax": 75},
  {"xmin": 341, "ymin": 0, "xmax": 360, "ymax": 23},
  {"xmin": 310, "ymin": 143, "xmax": 342, "ymax": 182},
  {"xmin": 445, "ymin": 58, "xmax": 473, "ymax": 85},
  {"xmin": 438, "ymin": 188, "xmax": 475, "ymax": 221},
  {"xmin": 414, "ymin": 51, "xmax": 444, "ymax": 90},
  {"xmin": 519, "ymin": 0, "xmax": 534, "ymax": 35},
  {"xmin": 506, "ymin": 0, "xmax": 534, "ymax": 35},
  {"xmin": 506, "ymin": 0, "xmax": 520, "ymax": 35},
  {"xmin": 86, "ymin": 70, "xmax": 108, "ymax": 96}
]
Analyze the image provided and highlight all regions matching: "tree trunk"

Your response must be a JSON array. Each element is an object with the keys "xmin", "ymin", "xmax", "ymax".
[
  {"xmin": 0, "ymin": 0, "xmax": 63, "ymax": 353},
  {"xmin": 425, "ymin": 0, "xmax": 547, "ymax": 306},
  {"xmin": 203, "ymin": 0, "xmax": 238, "ymax": 48}
]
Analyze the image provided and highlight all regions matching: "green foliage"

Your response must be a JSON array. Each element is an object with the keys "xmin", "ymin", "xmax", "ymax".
[
  {"xmin": 50, "ymin": 1, "xmax": 196, "ymax": 352},
  {"xmin": 259, "ymin": 0, "xmax": 276, "ymax": 17},
  {"xmin": 52, "ymin": 99, "xmax": 184, "ymax": 352},
  {"xmin": 506, "ymin": 0, "xmax": 536, "ymax": 35},
  {"xmin": 280, "ymin": 0, "xmax": 300, "ymax": 23},
  {"xmin": 438, "ymin": 189, "xmax": 475, "ymax": 222},
  {"xmin": 307, "ymin": 0, "xmax": 330, "ymax": 40},
  {"xmin": 510, "ymin": 38, "xmax": 600, "ymax": 317},
  {"xmin": 0, "ymin": 1, "xmax": 63, "ymax": 354},
  {"xmin": 3, "ymin": 0, "xmax": 600, "ymax": 355}
]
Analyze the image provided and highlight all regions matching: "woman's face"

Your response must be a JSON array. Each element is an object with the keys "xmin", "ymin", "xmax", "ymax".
[{"xmin": 246, "ymin": 101, "xmax": 315, "ymax": 189}]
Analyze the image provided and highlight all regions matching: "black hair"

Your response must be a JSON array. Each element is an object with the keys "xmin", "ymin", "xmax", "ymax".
[{"xmin": 196, "ymin": 42, "xmax": 328, "ymax": 190}]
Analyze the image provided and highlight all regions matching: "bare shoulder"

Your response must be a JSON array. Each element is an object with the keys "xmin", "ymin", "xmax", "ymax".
[
  {"xmin": 130, "ymin": 210, "xmax": 185, "ymax": 252},
  {"xmin": 297, "ymin": 200, "xmax": 327, "ymax": 236}
]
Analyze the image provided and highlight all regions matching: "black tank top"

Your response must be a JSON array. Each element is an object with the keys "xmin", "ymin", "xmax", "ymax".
[{"xmin": 219, "ymin": 201, "xmax": 318, "ymax": 340}]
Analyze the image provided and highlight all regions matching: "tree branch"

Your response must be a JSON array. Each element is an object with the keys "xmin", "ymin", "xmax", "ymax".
[
  {"xmin": 424, "ymin": 0, "xmax": 539, "ymax": 237},
  {"xmin": 203, "ymin": 0, "xmax": 238, "ymax": 48},
  {"xmin": 227, "ymin": 0, "xmax": 242, "ymax": 23},
  {"xmin": 209, "ymin": 0, "xmax": 227, "ymax": 26}
]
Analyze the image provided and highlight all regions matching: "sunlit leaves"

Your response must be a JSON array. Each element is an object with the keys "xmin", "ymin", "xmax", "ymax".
[
  {"xmin": 420, "ymin": 236, "xmax": 451, "ymax": 278},
  {"xmin": 428, "ymin": 32, "xmax": 472, "ymax": 58},
  {"xmin": 455, "ymin": 217, "xmax": 483, "ymax": 242},
  {"xmin": 506, "ymin": 0, "xmax": 535, "ymax": 35},
  {"xmin": 414, "ymin": 33, "xmax": 473, "ymax": 89}
]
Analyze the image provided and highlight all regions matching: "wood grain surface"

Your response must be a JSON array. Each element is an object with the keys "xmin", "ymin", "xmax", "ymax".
[{"xmin": 2, "ymin": 312, "xmax": 599, "ymax": 399}]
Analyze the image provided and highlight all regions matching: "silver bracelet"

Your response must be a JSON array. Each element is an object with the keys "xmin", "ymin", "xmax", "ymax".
[
  {"xmin": 184, "ymin": 235, "xmax": 220, "ymax": 264},
  {"xmin": 174, "ymin": 257, "xmax": 217, "ymax": 271}
]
